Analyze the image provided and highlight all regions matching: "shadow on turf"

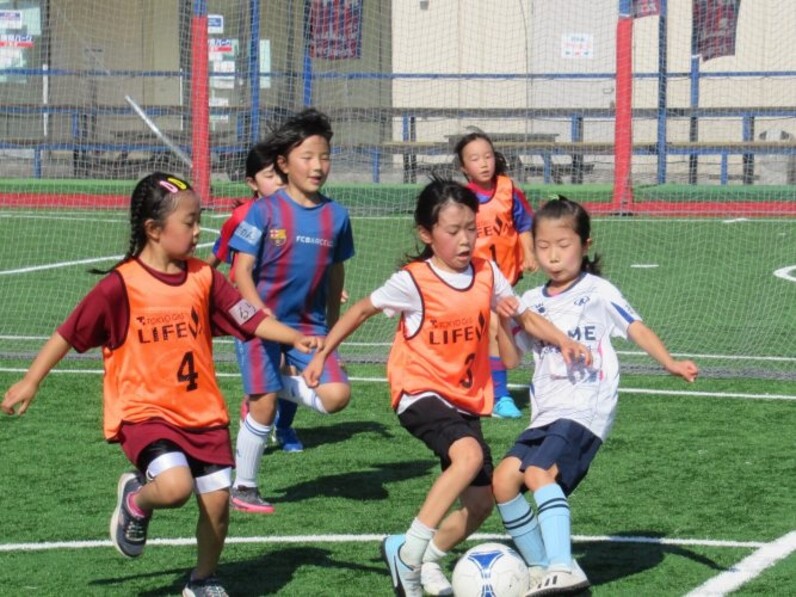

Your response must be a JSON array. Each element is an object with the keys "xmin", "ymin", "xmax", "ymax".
[
  {"xmin": 274, "ymin": 459, "xmax": 437, "ymax": 502},
  {"xmin": 576, "ymin": 530, "xmax": 724, "ymax": 588},
  {"xmin": 271, "ymin": 419, "xmax": 393, "ymax": 451},
  {"xmin": 91, "ymin": 547, "xmax": 385, "ymax": 596}
]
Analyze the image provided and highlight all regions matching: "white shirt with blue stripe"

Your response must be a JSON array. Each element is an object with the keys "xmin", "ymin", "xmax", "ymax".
[{"xmin": 514, "ymin": 272, "xmax": 640, "ymax": 441}]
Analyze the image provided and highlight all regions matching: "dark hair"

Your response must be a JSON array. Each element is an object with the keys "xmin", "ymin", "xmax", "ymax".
[
  {"xmin": 531, "ymin": 194, "xmax": 602, "ymax": 276},
  {"xmin": 405, "ymin": 176, "xmax": 479, "ymax": 264},
  {"xmin": 245, "ymin": 141, "xmax": 276, "ymax": 179},
  {"xmin": 453, "ymin": 130, "xmax": 509, "ymax": 179},
  {"xmin": 243, "ymin": 141, "xmax": 277, "ymax": 197},
  {"xmin": 266, "ymin": 108, "xmax": 334, "ymax": 183},
  {"xmin": 92, "ymin": 172, "xmax": 193, "ymax": 273}
]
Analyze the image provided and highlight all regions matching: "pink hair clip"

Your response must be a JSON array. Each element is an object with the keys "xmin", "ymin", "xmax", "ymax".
[{"xmin": 158, "ymin": 180, "xmax": 180, "ymax": 193}]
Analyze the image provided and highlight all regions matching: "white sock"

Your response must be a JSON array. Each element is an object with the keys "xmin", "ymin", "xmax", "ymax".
[
  {"xmin": 279, "ymin": 374, "xmax": 328, "ymax": 414},
  {"xmin": 233, "ymin": 414, "xmax": 271, "ymax": 487},
  {"xmin": 401, "ymin": 518, "xmax": 435, "ymax": 567},
  {"xmin": 422, "ymin": 539, "xmax": 447, "ymax": 564}
]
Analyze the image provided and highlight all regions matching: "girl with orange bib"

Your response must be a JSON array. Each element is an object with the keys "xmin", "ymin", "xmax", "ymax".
[
  {"xmin": 455, "ymin": 129, "xmax": 537, "ymax": 420},
  {"xmin": 302, "ymin": 178, "xmax": 589, "ymax": 597},
  {"xmin": 2, "ymin": 172, "xmax": 320, "ymax": 597}
]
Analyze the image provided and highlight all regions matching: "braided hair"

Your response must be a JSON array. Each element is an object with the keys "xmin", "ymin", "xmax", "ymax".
[{"xmin": 92, "ymin": 172, "xmax": 193, "ymax": 273}]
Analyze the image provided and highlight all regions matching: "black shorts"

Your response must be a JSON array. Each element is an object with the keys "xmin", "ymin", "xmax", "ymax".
[
  {"xmin": 506, "ymin": 419, "xmax": 602, "ymax": 496},
  {"xmin": 398, "ymin": 396, "xmax": 493, "ymax": 487}
]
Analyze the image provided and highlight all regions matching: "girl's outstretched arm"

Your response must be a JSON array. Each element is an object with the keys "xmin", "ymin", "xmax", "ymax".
[
  {"xmin": 496, "ymin": 314, "xmax": 522, "ymax": 369},
  {"xmin": 628, "ymin": 321, "xmax": 699, "ymax": 382},
  {"xmin": 515, "ymin": 308, "xmax": 592, "ymax": 366},
  {"xmin": 2, "ymin": 332, "xmax": 71, "ymax": 415},
  {"xmin": 303, "ymin": 296, "xmax": 381, "ymax": 387},
  {"xmin": 253, "ymin": 317, "xmax": 322, "ymax": 354}
]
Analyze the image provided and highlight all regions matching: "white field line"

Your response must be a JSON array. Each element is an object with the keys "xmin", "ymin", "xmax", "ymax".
[
  {"xmin": 0, "ymin": 532, "xmax": 766, "ymax": 553},
  {"xmin": 3, "ymin": 336, "xmax": 795, "ymax": 365},
  {"xmin": 0, "ymin": 368, "xmax": 793, "ymax": 401},
  {"xmin": 348, "ymin": 377, "xmax": 796, "ymax": 401},
  {"xmin": 0, "ymin": 213, "xmax": 125, "ymax": 223},
  {"xmin": 685, "ymin": 531, "xmax": 796, "ymax": 597},
  {"xmin": 0, "ymin": 240, "xmax": 216, "ymax": 276}
]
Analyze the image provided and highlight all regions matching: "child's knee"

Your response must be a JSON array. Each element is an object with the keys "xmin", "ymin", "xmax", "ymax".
[
  {"xmin": 491, "ymin": 458, "xmax": 523, "ymax": 503},
  {"xmin": 152, "ymin": 468, "xmax": 194, "ymax": 506},
  {"xmin": 247, "ymin": 393, "xmax": 277, "ymax": 422},
  {"xmin": 318, "ymin": 383, "xmax": 351, "ymax": 413},
  {"xmin": 524, "ymin": 465, "xmax": 558, "ymax": 492},
  {"xmin": 450, "ymin": 437, "xmax": 485, "ymax": 473}
]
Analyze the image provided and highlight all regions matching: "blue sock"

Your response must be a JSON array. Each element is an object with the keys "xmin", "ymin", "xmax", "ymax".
[
  {"xmin": 491, "ymin": 356, "xmax": 509, "ymax": 398},
  {"xmin": 534, "ymin": 483, "xmax": 571, "ymax": 570},
  {"xmin": 275, "ymin": 398, "xmax": 298, "ymax": 430},
  {"xmin": 497, "ymin": 493, "xmax": 548, "ymax": 567}
]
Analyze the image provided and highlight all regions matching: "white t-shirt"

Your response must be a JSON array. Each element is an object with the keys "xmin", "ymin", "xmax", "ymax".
[
  {"xmin": 514, "ymin": 272, "xmax": 639, "ymax": 440},
  {"xmin": 370, "ymin": 259, "xmax": 527, "ymax": 413}
]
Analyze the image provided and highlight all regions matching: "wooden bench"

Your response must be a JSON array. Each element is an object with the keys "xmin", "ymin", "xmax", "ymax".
[
  {"xmin": 373, "ymin": 140, "xmax": 616, "ymax": 184},
  {"xmin": 0, "ymin": 137, "xmax": 246, "ymax": 179},
  {"xmin": 371, "ymin": 140, "xmax": 796, "ymax": 185},
  {"xmin": 663, "ymin": 140, "xmax": 796, "ymax": 184}
]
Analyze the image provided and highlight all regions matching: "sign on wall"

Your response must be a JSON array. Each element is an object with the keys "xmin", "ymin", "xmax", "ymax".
[
  {"xmin": 694, "ymin": 0, "xmax": 741, "ymax": 61},
  {"xmin": 308, "ymin": 0, "xmax": 363, "ymax": 60}
]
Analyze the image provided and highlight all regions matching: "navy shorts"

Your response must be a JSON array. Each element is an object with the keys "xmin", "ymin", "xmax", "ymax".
[
  {"xmin": 398, "ymin": 396, "xmax": 493, "ymax": 487},
  {"xmin": 506, "ymin": 419, "xmax": 602, "ymax": 496}
]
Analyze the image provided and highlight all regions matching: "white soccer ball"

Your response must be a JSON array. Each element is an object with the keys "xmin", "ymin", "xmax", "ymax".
[{"xmin": 451, "ymin": 542, "xmax": 530, "ymax": 597}]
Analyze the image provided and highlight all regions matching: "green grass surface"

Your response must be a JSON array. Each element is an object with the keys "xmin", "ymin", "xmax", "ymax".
[
  {"xmin": 1, "ymin": 184, "xmax": 794, "ymax": 593},
  {"xmin": 0, "ymin": 364, "xmax": 794, "ymax": 595}
]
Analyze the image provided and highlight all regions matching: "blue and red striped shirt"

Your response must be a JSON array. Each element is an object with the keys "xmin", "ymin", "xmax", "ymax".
[{"xmin": 228, "ymin": 188, "xmax": 355, "ymax": 335}]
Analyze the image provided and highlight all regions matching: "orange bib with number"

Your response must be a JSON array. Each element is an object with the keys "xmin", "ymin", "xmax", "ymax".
[
  {"xmin": 472, "ymin": 174, "xmax": 523, "ymax": 285},
  {"xmin": 387, "ymin": 259, "xmax": 494, "ymax": 415},
  {"xmin": 102, "ymin": 258, "xmax": 228, "ymax": 440}
]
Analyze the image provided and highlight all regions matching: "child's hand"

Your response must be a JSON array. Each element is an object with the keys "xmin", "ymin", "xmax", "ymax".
[
  {"xmin": 2, "ymin": 379, "xmax": 37, "ymax": 416},
  {"xmin": 495, "ymin": 296, "xmax": 520, "ymax": 318},
  {"xmin": 668, "ymin": 359, "xmax": 699, "ymax": 383},
  {"xmin": 294, "ymin": 335, "xmax": 324, "ymax": 354},
  {"xmin": 302, "ymin": 354, "xmax": 325, "ymax": 388},
  {"xmin": 559, "ymin": 338, "xmax": 592, "ymax": 367}
]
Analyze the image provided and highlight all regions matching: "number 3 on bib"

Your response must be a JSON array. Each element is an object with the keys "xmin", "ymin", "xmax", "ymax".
[{"xmin": 460, "ymin": 353, "xmax": 475, "ymax": 388}]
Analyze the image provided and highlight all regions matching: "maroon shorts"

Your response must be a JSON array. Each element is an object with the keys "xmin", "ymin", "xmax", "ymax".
[{"xmin": 116, "ymin": 419, "xmax": 234, "ymax": 471}]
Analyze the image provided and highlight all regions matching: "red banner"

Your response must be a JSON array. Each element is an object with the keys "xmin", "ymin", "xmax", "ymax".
[
  {"xmin": 309, "ymin": 0, "xmax": 363, "ymax": 60},
  {"xmin": 632, "ymin": 0, "xmax": 661, "ymax": 18},
  {"xmin": 693, "ymin": 0, "xmax": 741, "ymax": 61}
]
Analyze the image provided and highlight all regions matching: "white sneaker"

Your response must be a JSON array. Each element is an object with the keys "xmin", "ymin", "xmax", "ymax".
[
  {"xmin": 421, "ymin": 562, "xmax": 453, "ymax": 596},
  {"xmin": 524, "ymin": 559, "xmax": 589, "ymax": 596},
  {"xmin": 381, "ymin": 534, "xmax": 423, "ymax": 597},
  {"xmin": 528, "ymin": 565, "xmax": 547, "ymax": 588}
]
